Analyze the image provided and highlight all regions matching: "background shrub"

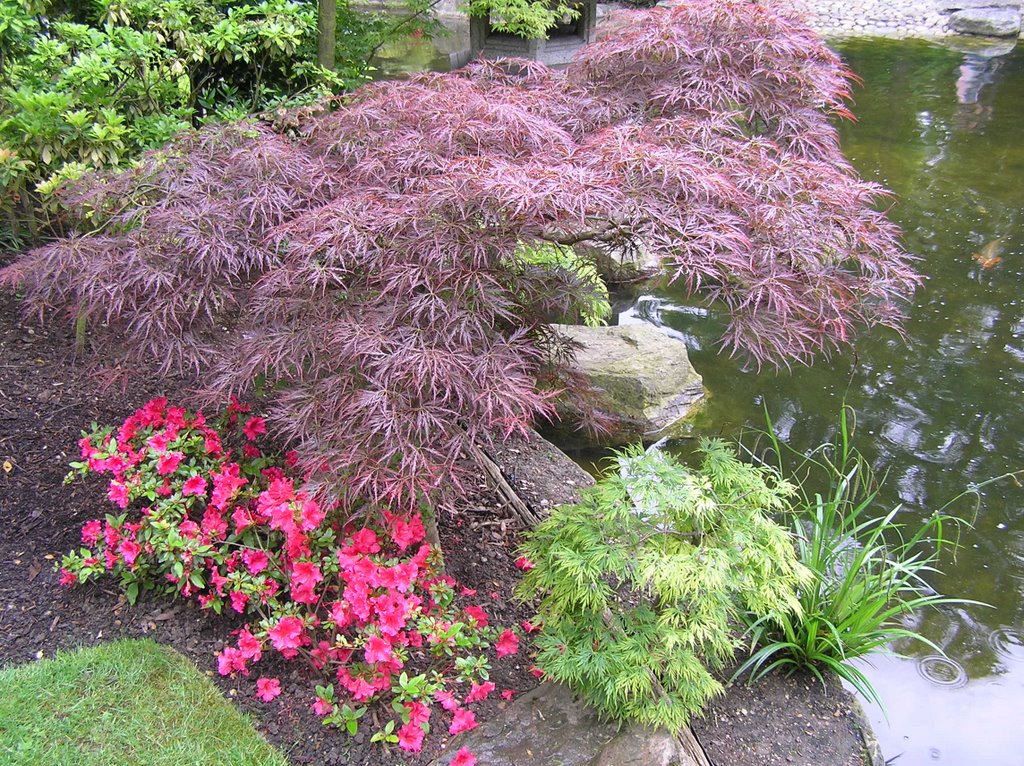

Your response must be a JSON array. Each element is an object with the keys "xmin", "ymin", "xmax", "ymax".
[{"xmin": 0, "ymin": 0, "xmax": 437, "ymax": 246}]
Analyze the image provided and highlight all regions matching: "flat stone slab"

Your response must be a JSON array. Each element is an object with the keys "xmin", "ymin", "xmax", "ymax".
[
  {"xmin": 429, "ymin": 683, "xmax": 708, "ymax": 766},
  {"xmin": 940, "ymin": 0, "xmax": 1022, "ymax": 11},
  {"xmin": 949, "ymin": 7, "xmax": 1022, "ymax": 35}
]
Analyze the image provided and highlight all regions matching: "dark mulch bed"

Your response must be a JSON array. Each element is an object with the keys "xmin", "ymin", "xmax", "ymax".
[{"xmin": 0, "ymin": 287, "xmax": 537, "ymax": 766}]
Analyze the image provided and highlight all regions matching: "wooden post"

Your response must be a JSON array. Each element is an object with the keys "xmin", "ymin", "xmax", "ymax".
[{"xmin": 317, "ymin": 0, "xmax": 337, "ymax": 71}]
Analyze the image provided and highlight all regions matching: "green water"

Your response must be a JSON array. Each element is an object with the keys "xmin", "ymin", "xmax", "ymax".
[{"xmin": 619, "ymin": 38, "xmax": 1024, "ymax": 766}]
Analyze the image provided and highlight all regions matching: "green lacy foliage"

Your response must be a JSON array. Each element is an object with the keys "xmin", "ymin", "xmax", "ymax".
[
  {"xmin": 464, "ymin": 0, "xmax": 581, "ymax": 39},
  {"xmin": 517, "ymin": 442, "xmax": 809, "ymax": 733},
  {"xmin": 0, "ymin": 0, "xmax": 433, "ymax": 248},
  {"xmin": 513, "ymin": 242, "xmax": 611, "ymax": 327}
]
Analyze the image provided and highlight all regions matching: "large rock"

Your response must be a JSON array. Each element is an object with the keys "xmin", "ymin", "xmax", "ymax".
[
  {"xmin": 949, "ymin": 7, "xmax": 1022, "ymax": 35},
  {"xmin": 429, "ymin": 683, "xmax": 708, "ymax": 766},
  {"xmin": 544, "ymin": 323, "xmax": 704, "ymax": 449},
  {"xmin": 939, "ymin": 0, "xmax": 1021, "ymax": 11}
]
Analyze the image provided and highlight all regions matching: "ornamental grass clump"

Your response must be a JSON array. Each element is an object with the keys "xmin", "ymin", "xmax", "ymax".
[
  {"xmin": 734, "ymin": 409, "xmax": 990, "ymax": 706},
  {"xmin": 517, "ymin": 442, "xmax": 809, "ymax": 732}
]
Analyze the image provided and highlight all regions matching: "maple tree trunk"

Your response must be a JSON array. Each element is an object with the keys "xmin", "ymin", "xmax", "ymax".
[{"xmin": 317, "ymin": 0, "xmax": 336, "ymax": 71}]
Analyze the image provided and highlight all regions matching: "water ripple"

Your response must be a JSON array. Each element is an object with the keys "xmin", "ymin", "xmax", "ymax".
[{"xmin": 917, "ymin": 655, "xmax": 969, "ymax": 688}]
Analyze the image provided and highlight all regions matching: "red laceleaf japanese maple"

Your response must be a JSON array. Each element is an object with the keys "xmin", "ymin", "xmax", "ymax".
[{"xmin": 1, "ymin": 0, "xmax": 917, "ymax": 507}]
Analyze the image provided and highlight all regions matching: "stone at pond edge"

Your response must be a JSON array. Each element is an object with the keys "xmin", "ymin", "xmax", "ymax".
[
  {"xmin": 484, "ymin": 428, "xmax": 595, "ymax": 511},
  {"xmin": 948, "ymin": 7, "xmax": 1022, "ymax": 35},
  {"xmin": 542, "ymin": 323, "xmax": 705, "ymax": 450},
  {"xmin": 939, "ymin": 0, "xmax": 1022, "ymax": 11},
  {"xmin": 428, "ymin": 682, "xmax": 707, "ymax": 766}
]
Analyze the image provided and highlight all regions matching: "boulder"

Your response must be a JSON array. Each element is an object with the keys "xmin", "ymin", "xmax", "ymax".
[
  {"xmin": 939, "ymin": 0, "xmax": 1021, "ymax": 11},
  {"xmin": 543, "ymin": 323, "xmax": 704, "ymax": 449},
  {"xmin": 949, "ymin": 7, "xmax": 1022, "ymax": 35},
  {"xmin": 429, "ymin": 682, "xmax": 709, "ymax": 766}
]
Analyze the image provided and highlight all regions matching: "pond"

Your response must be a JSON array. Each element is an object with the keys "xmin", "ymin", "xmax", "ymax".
[{"xmin": 374, "ymin": 29, "xmax": 1024, "ymax": 766}]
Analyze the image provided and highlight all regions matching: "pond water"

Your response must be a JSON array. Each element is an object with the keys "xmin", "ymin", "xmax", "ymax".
[{"xmin": 375, "ymin": 30, "xmax": 1024, "ymax": 766}]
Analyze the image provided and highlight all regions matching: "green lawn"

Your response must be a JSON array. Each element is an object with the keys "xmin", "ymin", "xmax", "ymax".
[{"xmin": 0, "ymin": 639, "xmax": 288, "ymax": 766}]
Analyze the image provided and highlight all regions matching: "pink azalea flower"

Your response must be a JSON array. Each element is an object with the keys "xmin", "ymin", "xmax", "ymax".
[
  {"xmin": 347, "ymin": 527, "xmax": 380, "ymax": 555},
  {"xmin": 81, "ymin": 519, "xmax": 102, "ymax": 546},
  {"xmin": 501, "ymin": 689, "xmax": 515, "ymax": 700},
  {"xmin": 59, "ymin": 568, "xmax": 77, "ymax": 586},
  {"xmin": 434, "ymin": 689, "xmax": 460, "ymax": 711},
  {"xmin": 107, "ymin": 480, "xmax": 129, "ymax": 509},
  {"xmin": 466, "ymin": 681, "xmax": 495, "ymax": 703},
  {"xmin": 298, "ymin": 498, "xmax": 324, "ymax": 531},
  {"xmin": 146, "ymin": 430, "xmax": 172, "ymax": 453},
  {"xmin": 217, "ymin": 646, "xmax": 249, "ymax": 676},
  {"xmin": 397, "ymin": 722, "xmax": 425, "ymax": 752},
  {"xmin": 229, "ymin": 590, "xmax": 249, "ymax": 613},
  {"xmin": 463, "ymin": 605, "xmax": 488, "ymax": 628},
  {"xmin": 268, "ymin": 616, "xmax": 305, "ymax": 657},
  {"xmin": 312, "ymin": 697, "xmax": 333, "ymax": 717},
  {"xmin": 237, "ymin": 628, "xmax": 262, "ymax": 660},
  {"xmin": 388, "ymin": 513, "xmax": 425, "ymax": 551},
  {"xmin": 449, "ymin": 708, "xmax": 478, "ymax": 735},
  {"xmin": 182, "ymin": 475, "xmax": 207, "ymax": 497},
  {"xmin": 243, "ymin": 416, "xmax": 267, "ymax": 441},
  {"xmin": 241, "ymin": 548, "xmax": 269, "ymax": 575},
  {"xmin": 514, "ymin": 556, "xmax": 536, "ymax": 571},
  {"xmin": 496, "ymin": 629, "xmax": 519, "ymax": 657},
  {"xmin": 406, "ymin": 701, "xmax": 431, "ymax": 726},
  {"xmin": 290, "ymin": 560, "xmax": 323, "ymax": 605},
  {"xmin": 522, "ymin": 619, "xmax": 540, "ymax": 633},
  {"xmin": 364, "ymin": 634, "xmax": 393, "ymax": 665},
  {"xmin": 118, "ymin": 539, "xmax": 142, "ymax": 566},
  {"xmin": 210, "ymin": 462, "xmax": 247, "ymax": 510},
  {"xmin": 256, "ymin": 677, "xmax": 281, "ymax": 702},
  {"xmin": 451, "ymin": 746, "xmax": 477, "ymax": 766},
  {"xmin": 156, "ymin": 451, "xmax": 184, "ymax": 476}
]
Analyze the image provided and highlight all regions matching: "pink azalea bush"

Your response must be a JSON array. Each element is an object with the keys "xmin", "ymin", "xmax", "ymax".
[{"xmin": 59, "ymin": 397, "xmax": 522, "ymax": 757}]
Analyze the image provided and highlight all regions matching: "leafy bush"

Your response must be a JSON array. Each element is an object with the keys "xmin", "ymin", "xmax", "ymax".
[
  {"xmin": 516, "ymin": 443, "xmax": 809, "ymax": 732},
  {"xmin": 59, "ymin": 397, "xmax": 518, "ymax": 759},
  {"xmin": 0, "ymin": 0, "xmax": 436, "ymax": 246},
  {"xmin": 4, "ymin": 1, "xmax": 919, "ymax": 508},
  {"xmin": 464, "ymin": 0, "xmax": 582, "ymax": 39},
  {"xmin": 734, "ymin": 410, "xmax": 986, "ymax": 705}
]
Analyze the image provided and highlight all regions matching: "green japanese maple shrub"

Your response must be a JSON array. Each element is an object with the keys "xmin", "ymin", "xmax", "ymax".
[{"xmin": 517, "ymin": 441, "xmax": 809, "ymax": 732}]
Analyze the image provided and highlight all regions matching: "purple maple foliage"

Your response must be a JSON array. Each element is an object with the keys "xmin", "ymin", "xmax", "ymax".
[{"xmin": 2, "ymin": 0, "xmax": 918, "ymax": 507}]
